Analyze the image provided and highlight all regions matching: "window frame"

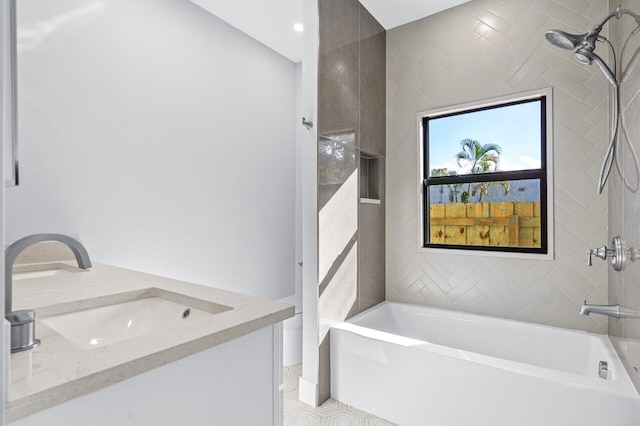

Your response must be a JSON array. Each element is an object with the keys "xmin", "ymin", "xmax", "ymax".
[{"xmin": 416, "ymin": 88, "xmax": 554, "ymax": 260}]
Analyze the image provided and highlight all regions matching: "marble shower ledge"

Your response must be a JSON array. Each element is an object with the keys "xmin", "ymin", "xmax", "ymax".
[
  {"xmin": 7, "ymin": 262, "xmax": 294, "ymax": 422},
  {"xmin": 360, "ymin": 198, "xmax": 381, "ymax": 204}
]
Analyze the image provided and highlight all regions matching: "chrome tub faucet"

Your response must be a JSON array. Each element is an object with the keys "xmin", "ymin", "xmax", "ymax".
[
  {"xmin": 5, "ymin": 234, "xmax": 92, "ymax": 352},
  {"xmin": 579, "ymin": 301, "xmax": 620, "ymax": 319}
]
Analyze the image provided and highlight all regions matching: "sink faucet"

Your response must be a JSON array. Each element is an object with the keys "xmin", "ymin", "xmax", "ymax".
[
  {"xmin": 5, "ymin": 233, "xmax": 92, "ymax": 352},
  {"xmin": 579, "ymin": 300, "xmax": 620, "ymax": 319}
]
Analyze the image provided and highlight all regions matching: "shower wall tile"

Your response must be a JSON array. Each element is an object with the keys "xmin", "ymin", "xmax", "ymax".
[
  {"xmin": 386, "ymin": 0, "xmax": 610, "ymax": 333},
  {"xmin": 359, "ymin": 158, "xmax": 386, "ymax": 311},
  {"xmin": 359, "ymin": 5, "xmax": 386, "ymax": 157},
  {"xmin": 617, "ymin": 6, "xmax": 640, "ymax": 113},
  {"xmin": 318, "ymin": 0, "xmax": 359, "ymax": 55},
  {"xmin": 609, "ymin": 0, "xmax": 640, "ymax": 390},
  {"xmin": 317, "ymin": 0, "xmax": 386, "ymax": 404},
  {"xmin": 318, "ymin": 0, "xmax": 359, "ymax": 136},
  {"xmin": 318, "ymin": 137, "xmax": 357, "ymax": 210},
  {"xmin": 358, "ymin": 2, "xmax": 386, "ymax": 314},
  {"xmin": 317, "ymin": 0, "xmax": 360, "ymax": 405}
]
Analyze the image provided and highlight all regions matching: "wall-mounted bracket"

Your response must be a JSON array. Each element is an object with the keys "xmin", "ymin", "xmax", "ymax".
[{"xmin": 302, "ymin": 117, "xmax": 314, "ymax": 129}]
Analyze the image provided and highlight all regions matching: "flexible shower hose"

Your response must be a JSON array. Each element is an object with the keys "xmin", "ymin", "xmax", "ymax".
[{"xmin": 598, "ymin": 38, "xmax": 640, "ymax": 194}]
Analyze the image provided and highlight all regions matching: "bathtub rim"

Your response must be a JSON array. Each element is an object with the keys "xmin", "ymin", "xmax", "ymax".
[
  {"xmin": 332, "ymin": 301, "xmax": 640, "ymax": 399},
  {"xmin": 347, "ymin": 301, "xmax": 604, "ymax": 339}
]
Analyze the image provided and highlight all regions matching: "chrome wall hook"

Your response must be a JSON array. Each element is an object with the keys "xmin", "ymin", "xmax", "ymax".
[{"xmin": 302, "ymin": 117, "xmax": 314, "ymax": 129}]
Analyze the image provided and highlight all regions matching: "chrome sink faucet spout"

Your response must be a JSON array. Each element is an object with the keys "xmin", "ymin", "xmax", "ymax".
[{"xmin": 5, "ymin": 233, "xmax": 92, "ymax": 352}]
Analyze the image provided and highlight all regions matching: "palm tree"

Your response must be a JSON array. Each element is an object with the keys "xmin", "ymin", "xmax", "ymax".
[
  {"xmin": 455, "ymin": 139, "xmax": 503, "ymax": 201},
  {"xmin": 455, "ymin": 139, "xmax": 502, "ymax": 173}
]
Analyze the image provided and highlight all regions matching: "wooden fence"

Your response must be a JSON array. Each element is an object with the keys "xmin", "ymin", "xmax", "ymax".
[{"xmin": 429, "ymin": 201, "xmax": 541, "ymax": 248}]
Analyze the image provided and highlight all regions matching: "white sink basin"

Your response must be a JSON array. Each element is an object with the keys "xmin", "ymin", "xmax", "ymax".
[
  {"xmin": 42, "ymin": 296, "xmax": 222, "ymax": 349},
  {"xmin": 13, "ymin": 269, "xmax": 75, "ymax": 281}
]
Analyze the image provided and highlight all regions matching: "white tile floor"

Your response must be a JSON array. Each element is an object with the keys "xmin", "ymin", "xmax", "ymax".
[{"xmin": 283, "ymin": 364, "xmax": 396, "ymax": 425}]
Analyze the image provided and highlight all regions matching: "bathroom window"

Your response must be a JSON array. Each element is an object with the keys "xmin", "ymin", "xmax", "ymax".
[{"xmin": 419, "ymin": 90, "xmax": 553, "ymax": 257}]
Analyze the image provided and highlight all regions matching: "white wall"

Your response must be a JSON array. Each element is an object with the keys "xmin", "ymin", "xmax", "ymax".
[
  {"xmin": 386, "ymin": 0, "xmax": 610, "ymax": 333},
  {"xmin": 7, "ymin": 0, "xmax": 297, "ymax": 300},
  {"xmin": 0, "ymin": 0, "xmax": 9, "ymax": 421},
  {"xmin": 300, "ymin": 0, "xmax": 320, "ymax": 406},
  {"xmin": 281, "ymin": 62, "xmax": 303, "ymax": 367},
  {"xmin": 294, "ymin": 62, "xmax": 303, "ymax": 311}
]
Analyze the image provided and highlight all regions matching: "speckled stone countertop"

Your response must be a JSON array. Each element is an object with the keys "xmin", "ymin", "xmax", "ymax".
[{"xmin": 7, "ymin": 262, "xmax": 294, "ymax": 422}]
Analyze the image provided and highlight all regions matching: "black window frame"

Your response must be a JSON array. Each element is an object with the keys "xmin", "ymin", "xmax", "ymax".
[{"xmin": 422, "ymin": 96, "xmax": 548, "ymax": 255}]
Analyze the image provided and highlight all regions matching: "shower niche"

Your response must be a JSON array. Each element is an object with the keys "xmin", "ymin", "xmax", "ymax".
[{"xmin": 360, "ymin": 152, "xmax": 380, "ymax": 204}]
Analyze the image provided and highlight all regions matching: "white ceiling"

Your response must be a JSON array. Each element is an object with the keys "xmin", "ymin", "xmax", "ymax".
[
  {"xmin": 360, "ymin": 0, "xmax": 472, "ymax": 30},
  {"xmin": 190, "ymin": 0, "xmax": 304, "ymax": 62},
  {"xmin": 190, "ymin": 0, "xmax": 471, "ymax": 63}
]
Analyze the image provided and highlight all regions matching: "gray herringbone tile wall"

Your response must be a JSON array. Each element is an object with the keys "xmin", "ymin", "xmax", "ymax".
[
  {"xmin": 386, "ymin": 0, "xmax": 610, "ymax": 333},
  {"xmin": 608, "ymin": 0, "xmax": 640, "ymax": 391}
]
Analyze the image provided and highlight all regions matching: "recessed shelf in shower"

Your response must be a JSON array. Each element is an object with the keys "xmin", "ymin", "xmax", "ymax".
[{"xmin": 360, "ymin": 151, "xmax": 380, "ymax": 203}]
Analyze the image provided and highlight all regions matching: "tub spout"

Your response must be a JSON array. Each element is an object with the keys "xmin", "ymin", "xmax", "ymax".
[{"xmin": 579, "ymin": 300, "xmax": 620, "ymax": 318}]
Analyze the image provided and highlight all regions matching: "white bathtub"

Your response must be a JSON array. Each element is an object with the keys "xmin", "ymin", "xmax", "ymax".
[{"xmin": 330, "ymin": 302, "xmax": 640, "ymax": 426}]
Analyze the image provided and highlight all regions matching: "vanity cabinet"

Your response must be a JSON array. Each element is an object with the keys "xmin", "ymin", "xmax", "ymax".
[{"xmin": 9, "ymin": 323, "xmax": 284, "ymax": 426}]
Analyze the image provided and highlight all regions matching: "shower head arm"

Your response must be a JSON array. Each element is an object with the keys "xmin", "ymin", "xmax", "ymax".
[
  {"xmin": 596, "ymin": 5, "xmax": 622, "ymax": 29},
  {"xmin": 584, "ymin": 5, "xmax": 622, "ymax": 49}
]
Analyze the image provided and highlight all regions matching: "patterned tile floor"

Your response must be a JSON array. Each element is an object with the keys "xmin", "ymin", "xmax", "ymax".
[{"xmin": 283, "ymin": 364, "xmax": 396, "ymax": 425}]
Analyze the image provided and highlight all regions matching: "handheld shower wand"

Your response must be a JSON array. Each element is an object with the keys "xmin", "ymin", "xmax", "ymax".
[
  {"xmin": 575, "ymin": 48, "xmax": 617, "ymax": 85},
  {"xmin": 545, "ymin": 5, "xmax": 639, "ymax": 194}
]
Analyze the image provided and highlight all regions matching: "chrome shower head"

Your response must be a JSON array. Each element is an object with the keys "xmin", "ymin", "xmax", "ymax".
[
  {"xmin": 545, "ymin": 5, "xmax": 621, "ymax": 87},
  {"xmin": 575, "ymin": 48, "xmax": 618, "ymax": 86},
  {"xmin": 545, "ymin": 5, "xmax": 621, "ymax": 51},
  {"xmin": 574, "ymin": 48, "xmax": 593, "ymax": 65},
  {"xmin": 545, "ymin": 30, "xmax": 587, "ymax": 50}
]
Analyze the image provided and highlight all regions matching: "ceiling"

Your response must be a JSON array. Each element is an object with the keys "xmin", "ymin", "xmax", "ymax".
[
  {"xmin": 190, "ymin": 0, "xmax": 471, "ymax": 63},
  {"xmin": 360, "ymin": 0, "xmax": 471, "ymax": 30},
  {"xmin": 190, "ymin": 0, "xmax": 304, "ymax": 62}
]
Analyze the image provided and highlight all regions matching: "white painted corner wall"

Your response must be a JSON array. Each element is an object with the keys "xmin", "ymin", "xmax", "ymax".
[
  {"xmin": 300, "ymin": 0, "xmax": 319, "ymax": 406},
  {"xmin": 7, "ymin": 0, "xmax": 297, "ymax": 301},
  {"xmin": 0, "ymin": 0, "xmax": 9, "ymax": 422},
  {"xmin": 281, "ymin": 62, "xmax": 303, "ymax": 367},
  {"xmin": 386, "ymin": 0, "xmax": 610, "ymax": 333}
]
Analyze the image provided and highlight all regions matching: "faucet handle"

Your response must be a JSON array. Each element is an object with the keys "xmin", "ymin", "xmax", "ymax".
[
  {"xmin": 587, "ymin": 237, "xmax": 635, "ymax": 271},
  {"xmin": 587, "ymin": 246, "xmax": 608, "ymax": 266}
]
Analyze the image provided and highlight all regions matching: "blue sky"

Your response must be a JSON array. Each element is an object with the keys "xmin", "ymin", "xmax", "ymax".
[{"xmin": 428, "ymin": 101, "xmax": 542, "ymax": 175}]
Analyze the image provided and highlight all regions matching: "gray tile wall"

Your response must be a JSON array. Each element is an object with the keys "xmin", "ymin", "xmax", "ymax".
[
  {"xmin": 317, "ymin": 0, "xmax": 385, "ymax": 404},
  {"xmin": 360, "ymin": 6, "xmax": 386, "ymax": 157},
  {"xmin": 358, "ymin": 0, "xmax": 386, "ymax": 319},
  {"xmin": 386, "ymin": 0, "xmax": 610, "ymax": 334},
  {"xmin": 608, "ymin": 0, "xmax": 640, "ymax": 392}
]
